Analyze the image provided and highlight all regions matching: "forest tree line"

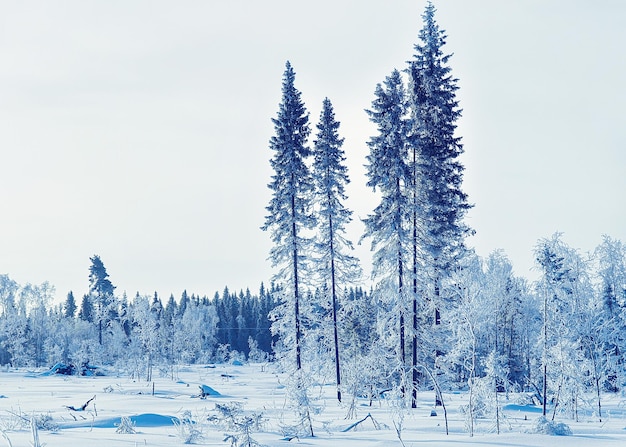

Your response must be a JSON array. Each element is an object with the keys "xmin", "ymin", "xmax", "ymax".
[
  {"xmin": 0, "ymin": 255, "xmax": 280, "ymax": 378},
  {"xmin": 1, "ymin": 235, "xmax": 625, "ymax": 423}
]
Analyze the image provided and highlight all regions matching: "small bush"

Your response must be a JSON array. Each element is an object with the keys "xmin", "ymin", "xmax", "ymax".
[
  {"xmin": 529, "ymin": 416, "xmax": 572, "ymax": 436},
  {"xmin": 115, "ymin": 416, "xmax": 136, "ymax": 434},
  {"xmin": 173, "ymin": 410, "xmax": 205, "ymax": 444}
]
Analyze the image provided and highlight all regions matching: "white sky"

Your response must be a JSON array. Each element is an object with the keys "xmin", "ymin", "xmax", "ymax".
[{"xmin": 1, "ymin": 0, "xmax": 624, "ymax": 302}]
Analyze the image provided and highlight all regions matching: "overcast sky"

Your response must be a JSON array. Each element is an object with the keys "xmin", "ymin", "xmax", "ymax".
[{"xmin": 1, "ymin": 0, "xmax": 624, "ymax": 302}]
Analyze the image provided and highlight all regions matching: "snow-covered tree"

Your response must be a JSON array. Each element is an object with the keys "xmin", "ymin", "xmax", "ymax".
[
  {"xmin": 405, "ymin": 1, "xmax": 473, "ymax": 406},
  {"xmin": 362, "ymin": 69, "xmax": 411, "ymax": 395},
  {"xmin": 593, "ymin": 236, "xmax": 626, "ymax": 392},
  {"xmin": 0, "ymin": 275, "xmax": 20, "ymax": 365},
  {"xmin": 407, "ymin": 2, "xmax": 472, "ymax": 282},
  {"xmin": 20, "ymin": 282, "xmax": 55, "ymax": 367},
  {"xmin": 534, "ymin": 233, "xmax": 593, "ymax": 418},
  {"xmin": 311, "ymin": 97, "xmax": 361, "ymax": 402},
  {"xmin": 483, "ymin": 250, "xmax": 530, "ymax": 387},
  {"xmin": 63, "ymin": 291, "xmax": 77, "ymax": 319},
  {"xmin": 0, "ymin": 296, "xmax": 29, "ymax": 366},
  {"xmin": 595, "ymin": 235, "xmax": 626, "ymax": 317},
  {"xmin": 262, "ymin": 61, "xmax": 315, "ymax": 372},
  {"xmin": 88, "ymin": 255, "xmax": 116, "ymax": 346},
  {"xmin": 131, "ymin": 294, "xmax": 161, "ymax": 381},
  {"xmin": 0, "ymin": 274, "xmax": 19, "ymax": 316}
]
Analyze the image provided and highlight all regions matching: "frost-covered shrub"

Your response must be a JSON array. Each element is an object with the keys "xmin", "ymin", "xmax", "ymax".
[
  {"xmin": 529, "ymin": 416, "xmax": 572, "ymax": 436},
  {"xmin": 173, "ymin": 410, "xmax": 205, "ymax": 444},
  {"xmin": 0, "ymin": 411, "xmax": 58, "ymax": 433},
  {"xmin": 209, "ymin": 402, "xmax": 264, "ymax": 447},
  {"xmin": 115, "ymin": 416, "xmax": 136, "ymax": 434},
  {"xmin": 33, "ymin": 412, "xmax": 59, "ymax": 432},
  {"xmin": 278, "ymin": 370, "xmax": 320, "ymax": 438},
  {"xmin": 247, "ymin": 338, "xmax": 268, "ymax": 363},
  {"xmin": 214, "ymin": 344, "xmax": 231, "ymax": 364},
  {"xmin": 0, "ymin": 409, "xmax": 28, "ymax": 432}
]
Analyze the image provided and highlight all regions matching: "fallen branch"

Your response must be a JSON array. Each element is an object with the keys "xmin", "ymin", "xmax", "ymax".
[
  {"xmin": 341, "ymin": 413, "xmax": 381, "ymax": 432},
  {"xmin": 65, "ymin": 395, "xmax": 96, "ymax": 411}
]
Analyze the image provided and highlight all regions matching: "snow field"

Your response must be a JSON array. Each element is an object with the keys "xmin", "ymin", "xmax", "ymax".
[{"xmin": 1, "ymin": 363, "xmax": 626, "ymax": 446}]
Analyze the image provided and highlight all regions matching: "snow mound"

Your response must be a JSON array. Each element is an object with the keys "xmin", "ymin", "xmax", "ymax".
[
  {"xmin": 199, "ymin": 384, "xmax": 221, "ymax": 396},
  {"xmin": 62, "ymin": 413, "xmax": 176, "ymax": 429},
  {"xmin": 528, "ymin": 416, "xmax": 572, "ymax": 436},
  {"xmin": 503, "ymin": 404, "xmax": 542, "ymax": 413}
]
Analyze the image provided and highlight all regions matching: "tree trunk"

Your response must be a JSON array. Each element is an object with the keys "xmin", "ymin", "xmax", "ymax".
[
  {"xmin": 411, "ymin": 208, "xmax": 419, "ymax": 409},
  {"xmin": 291, "ymin": 196, "xmax": 302, "ymax": 372},
  {"xmin": 329, "ymin": 212, "xmax": 342, "ymax": 402},
  {"xmin": 542, "ymin": 292, "xmax": 549, "ymax": 416}
]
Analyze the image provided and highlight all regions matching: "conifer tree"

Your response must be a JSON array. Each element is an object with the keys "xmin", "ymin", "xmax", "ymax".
[
  {"xmin": 312, "ymin": 97, "xmax": 360, "ymax": 402},
  {"xmin": 407, "ymin": 1, "xmax": 472, "ymax": 291},
  {"xmin": 78, "ymin": 294, "xmax": 94, "ymax": 323},
  {"xmin": 262, "ymin": 61, "xmax": 315, "ymax": 372},
  {"xmin": 64, "ymin": 291, "xmax": 77, "ymax": 319},
  {"xmin": 363, "ymin": 69, "xmax": 411, "ymax": 389},
  {"xmin": 88, "ymin": 255, "xmax": 116, "ymax": 345},
  {"xmin": 406, "ymin": 1, "xmax": 473, "ymax": 406}
]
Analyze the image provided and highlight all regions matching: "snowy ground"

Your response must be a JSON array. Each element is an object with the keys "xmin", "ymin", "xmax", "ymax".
[{"xmin": 1, "ymin": 363, "xmax": 626, "ymax": 446}]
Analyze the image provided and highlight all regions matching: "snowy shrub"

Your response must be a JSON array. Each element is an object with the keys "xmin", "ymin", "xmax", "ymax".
[
  {"xmin": 209, "ymin": 402, "xmax": 265, "ymax": 447},
  {"xmin": 222, "ymin": 414, "xmax": 265, "ymax": 447},
  {"xmin": 0, "ymin": 410, "xmax": 58, "ymax": 433},
  {"xmin": 115, "ymin": 416, "xmax": 136, "ymax": 434},
  {"xmin": 173, "ymin": 410, "xmax": 205, "ymax": 444},
  {"xmin": 209, "ymin": 402, "xmax": 243, "ymax": 430},
  {"xmin": 214, "ymin": 344, "xmax": 231, "ymax": 364},
  {"xmin": 32, "ymin": 412, "xmax": 59, "ymax": 432},
  {"xmin": 278, "ymin": 370, "xmax": 321, "ymax": 438},
  {"xmin": 247, "ymin": 338, "xmax": 268, "ymax": 363},
  {"xmin": 0, "ymin": 409, "xmax": 28, "ymax": 432},
  {"xmin": 529, "ymin": 416, "xmax": 572, "ymax": 436}
]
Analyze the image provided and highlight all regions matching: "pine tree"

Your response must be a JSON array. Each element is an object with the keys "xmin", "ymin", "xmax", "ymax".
[
  {"xmin": 88, "ymin": 255, "xmax": 116, "ymax": 345},
  {"xmin": 163, "ymin": 294, "xmax": 178, "ymax": 326},
  {"xmin": 595, "ymin": 235, "xmax": 626, "ymax": 316},
  {"xmin": 312, "ymin": 97, "xmax": 360, "ymax": 402},
  {"xmin": 406, "ymin": 1, "xmax": 473, "ymax": 405},
  {"xmin": 407, "ymin": 0, "xmax": 472, "ymax": 284},
  {"xmin": 262, "ymin": 61, "xmax": 315, "ymax": 372},
  {"xmin": 178, "ymin": 290, "xmax": 190, "ymax": 318},
  {"xmin": 64, "ymin": 291, "xmax": 77, "ymax": 319},
  {"xmin": 78, "ymin": 294, "xmax": 94, "ymax": 323},
  {"xmin": 256, "ymin": 282, "xmax": 276, "ymax": 355},
  {"xmin": 362, "ymin": 69, "xmax": 411, "ymax": 390}
]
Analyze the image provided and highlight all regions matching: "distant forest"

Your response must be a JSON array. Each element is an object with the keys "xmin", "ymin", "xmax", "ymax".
[{"xmin": 0, "ymin": 258, "xmax": 369, "ymax": 379}]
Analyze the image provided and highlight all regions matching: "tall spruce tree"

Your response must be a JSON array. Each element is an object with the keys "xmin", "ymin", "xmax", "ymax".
[
  {"xmin": 406, "ymin": 2, "xmax": 473, "ymax": 405},
  {"xmin": 312, "ymin": 97, "xmax": 360, "ymax": 402},
  {"xmin": 407, "ymin": 1, "xmax": 472, "ymax": 289},
  {"xmin": 262, "ymin": 61, "xmax": 315, "ymax": 372},
  {"xmin": 363, "ymin": 69, "xmax": 412, "ymax": 390}
]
